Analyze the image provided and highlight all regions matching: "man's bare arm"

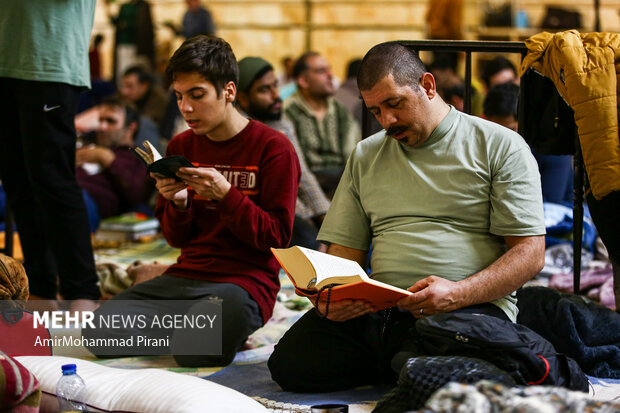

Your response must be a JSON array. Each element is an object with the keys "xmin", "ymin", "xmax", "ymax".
[
  {"xmin": 398, "ymin": 235, "xmax": 545, "ymax": 317},
  {"xmin": 326, "ymin": 243, "xmax": 368, "ymax": 266}
]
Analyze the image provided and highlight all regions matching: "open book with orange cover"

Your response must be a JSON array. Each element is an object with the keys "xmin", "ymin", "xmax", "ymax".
[{"xmin": 271, "ymin": 246, "xmax": 411, "ymax": 311}]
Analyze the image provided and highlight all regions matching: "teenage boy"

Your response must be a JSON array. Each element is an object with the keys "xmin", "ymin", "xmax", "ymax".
[{"xmin": 85, "ymin": 36, "xmax": 300, "ymax": 367}]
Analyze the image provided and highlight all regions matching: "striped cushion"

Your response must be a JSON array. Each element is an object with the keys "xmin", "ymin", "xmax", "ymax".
[{"xmin": 0, "ymin": 351, "xmax": 41, "ymax": 412}]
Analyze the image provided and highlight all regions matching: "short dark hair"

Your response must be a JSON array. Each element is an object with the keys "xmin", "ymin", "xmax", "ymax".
[
  {"xmin": 429, "ymin": 54, "xmax": 458, "ymax": 73},
  {"xmin": 123, "ymin": 65, "xmax": 153, "ymax": 85},
  {"xmin": 483, "ymin": 82, "xmax": 519, "ymax": 119},
  {"xmin": 442, "ymin": 82, "xmax": 465, "ymax": 101},
  {"xmin": 101, "ymin": 95, "xmax": 141, "ymax": 135},
  {"xmin": 480, "ymin": 56, "xmax": 517, "ymax": 88},
  {"xmin": 292, "ymin": 51, "xmax": 320, "ymax": 79},
  {"xmin": 346, "ymin": 58, "xmax": 363, "ymax": 79},
  {"xmin": 166, "ymin": 35, "xmax": 238, "ymax": 98},
  {"xmin": 357, "ymin": 42, "xmax": 427, "ymax": 91}
]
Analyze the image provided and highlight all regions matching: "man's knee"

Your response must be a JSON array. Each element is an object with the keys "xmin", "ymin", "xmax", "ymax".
[{"xmin": 267, "ymin": 340, "xmax": 310, "ymax": 392}]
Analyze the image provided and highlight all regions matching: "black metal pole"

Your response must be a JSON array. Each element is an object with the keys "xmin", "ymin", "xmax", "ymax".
[
  {"xmin": 3, "ymin": 208, "xmax": 14, "ymax": 257},
  {"xmin": 573, "ymin": 131, "xmax": 584, "ymax": 294},
  {"xmin": 594, "ymin": 0, "xmax": 601, "ymax": 31},
  {"xmin": 464, "ymin": 51, "xmax": 472, "ymax": 115}
]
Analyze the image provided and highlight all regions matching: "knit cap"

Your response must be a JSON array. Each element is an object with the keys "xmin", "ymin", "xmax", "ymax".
[{"xmin": 237, "ymin": 57, "xmax": 272, "ymax": 93}]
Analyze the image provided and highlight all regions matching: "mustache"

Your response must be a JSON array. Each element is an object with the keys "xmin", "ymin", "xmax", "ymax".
[
  {"xmin": 269, "ymin": 98, "xmax": 282, "ymax": 111},
  {"xmin": 386, "ymin": 125, "xmax": 409, "ymax": 136}
]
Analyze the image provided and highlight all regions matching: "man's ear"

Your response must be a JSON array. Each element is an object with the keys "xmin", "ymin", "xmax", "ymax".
[
  {"xmin": 296, "ymin": 74, "xmax": 309, "ymax": 90},
  {"xmin": 223, "ymin": 81, "xmax": 236, "ymax": 103},
  {"xmin": 126, "ymin": 121, "xmax": 138, "ymax": 138},
  {"xmin": 419, "ymin": 72, "xmax": 438, "ymax": 100}
]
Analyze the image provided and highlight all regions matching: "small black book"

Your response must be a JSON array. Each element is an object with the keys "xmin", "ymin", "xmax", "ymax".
[{"xmin": 132, "ymin": 141, "xmax": 193, "ymax": 180}]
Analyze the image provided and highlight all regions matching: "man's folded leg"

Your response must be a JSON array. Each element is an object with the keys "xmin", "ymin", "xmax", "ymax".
[{"xmin": 268, "ymin": 310, "xmax": 390, "ymax": 393}]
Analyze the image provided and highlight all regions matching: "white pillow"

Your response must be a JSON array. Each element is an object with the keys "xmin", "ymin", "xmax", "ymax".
[{"xmin": 16, "ymin": 356, "xmax": 267, "ymax": 413}]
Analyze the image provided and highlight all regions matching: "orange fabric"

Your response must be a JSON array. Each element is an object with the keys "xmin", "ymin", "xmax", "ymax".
[
  {"xmin": 426, "ymin": 0, "xmax": 463, "ymax": 40},
  {"xmin": 520, "ymin": 30, "xmax": 620, "ymax": 200}
]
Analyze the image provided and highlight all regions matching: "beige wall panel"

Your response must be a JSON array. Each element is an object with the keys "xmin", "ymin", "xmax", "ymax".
[
  {"xmin": 311, "ymin": 30, "xmax": 426, "ymax": 80},
  {"xmin": 93, "ymin": 0, "xmax": 620, "ymax": 82},
  {"xmin": 311, "ymin": 4, "xmax": 427, "ymax": 26},
  {"xmin": 212, "ymin": 4, "xmax": 306, "ymax": 25},
  {"xmin": 219, "ymin": 29, "xmax": 306, "ymax": 74}
]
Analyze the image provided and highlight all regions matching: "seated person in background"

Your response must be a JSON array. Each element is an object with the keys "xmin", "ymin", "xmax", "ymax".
[
  {"xmin": 441, "ymin": 81, "xmax": 465, "ymax": 112},
  {"xmin": 120, "ymin": 65, "xmax": 168, "ymax": 125},
  {"xmin": 269, "ymin": 42, "xmax": 546, "ymax": 392},
  {"xmin": 182, "ymin": 0, "xmax": 216, "ymax": 38},
  {"xmin": 482, "ymin": 82, "xmax": 519, "ymax": 132},
  {"xmin": 236, "ymin": 56, "xmax": 330, "ymax": 251},
  {"xmin": 484, "ymin": 82, "xmax": 573, "ymax": 204},
  {"xmin": 84, "ymin": 35, "xmax": 300, "ymax": 367},
  {"xmin": 480, "ymin": 56, "xmax": 519, "ymax": 91},
  {"xmin": 334, "ymin": 58, "xmax": 382, "ymax": 137},
  {"xmin": 284, "ymin": 51, "xmax": 360, "ymax": 197},
  {"xmin": 76, "ymin": 96, "xmax": 155, "ymax": 226},
  {"xmin": 429, "ymin": 55, "xmax": 483, "ymax": 115}
]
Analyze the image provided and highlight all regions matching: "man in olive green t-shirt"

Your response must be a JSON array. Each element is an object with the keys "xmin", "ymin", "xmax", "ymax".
[{"xmin": 269, "ymin": 42, "xmax": 546, "ymax": 393}]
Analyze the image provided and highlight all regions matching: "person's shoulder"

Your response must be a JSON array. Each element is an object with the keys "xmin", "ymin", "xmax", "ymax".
[
  {"xmin": 359, "ymin": 130, "xmax": 388, "ymax": 148},
  {"xmin": 456, "ymin": 111, "xmax": 528, "ymax": 149},
  {"xmin": 351, "ymin": 130, "xmax": 389, "ymax": 160},
  {"xmin": 278, "ymin": 116, "xmax": 296, "ymax": 132},
  {"xmin": 247, "ymin": 119, "xmax": 291, "ymax": 145},
  {"xmin": 282, "ymin": 92, "xmax": 303, "ymax": 112}
]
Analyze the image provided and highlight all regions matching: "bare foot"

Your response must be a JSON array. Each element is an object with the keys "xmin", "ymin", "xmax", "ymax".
[
  {"xmin": 25, "ymin": 295, "xmax": 59, "ymax": 312},
  {"xmin": 68, "ymin": 298, "xmax": 100, "ymax": 313},
  {"xmin": 127, "ymin": 261, "xmax": 169, "ymax": 285}
]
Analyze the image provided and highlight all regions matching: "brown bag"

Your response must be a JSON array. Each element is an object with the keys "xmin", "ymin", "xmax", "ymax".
[
  {"xmin": 0, "ymin": 254, "xmax": 52, "ymax": 356},
  {"xmin": 541, "ymin": 7, "xmax": 582, "ymax": 29},
  {"xmin": 0, "ymin": 253, "xmax": 29, "ymax": 302}
]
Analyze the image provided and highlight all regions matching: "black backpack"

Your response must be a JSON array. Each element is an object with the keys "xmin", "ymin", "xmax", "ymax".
[{"xmin": 415, "ymin": 312, "xmax": 589, "ymax": 392}]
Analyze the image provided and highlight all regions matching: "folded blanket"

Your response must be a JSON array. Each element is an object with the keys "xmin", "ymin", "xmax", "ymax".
[
  {"xmin": 549, "ymin": 266, "xmax": 616, "ymax": 310},
  {"xmin": 517, "ymin": 286, "xmax": 620, "ymax": 378},
  {"xmin": 425, "ymin": 380, "xmax": 620, "ymax": 412}
]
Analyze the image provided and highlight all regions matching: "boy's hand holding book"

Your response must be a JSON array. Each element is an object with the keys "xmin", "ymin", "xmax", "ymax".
[
  {"xmin": 132, "ymin": 141, "xmax": 193, "ymax": 181},
  {"xmin": 176, "ymin": 167, "xmax": 231, "ymax": 202},
  {"xmin": 152, "ymin": 175, "xmax": 189, "ymax": 210}
]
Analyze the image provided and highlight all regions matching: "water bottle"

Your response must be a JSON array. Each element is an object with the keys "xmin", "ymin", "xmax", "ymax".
[
  {"xmin": 515, "ymin": 9, "xmax": 529, "ymax": 28},
  {"xmin": 56, "ymin": 364, "xmax": 86, "ymax": 412}
]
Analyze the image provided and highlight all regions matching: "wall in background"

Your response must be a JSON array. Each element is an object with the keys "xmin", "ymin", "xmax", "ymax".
[{"xmin": 93, "ymin": 0, "xmax": 620, "ymax": 83}]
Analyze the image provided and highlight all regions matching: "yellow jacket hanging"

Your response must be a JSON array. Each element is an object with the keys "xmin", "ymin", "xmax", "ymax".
[{"xmin": 520, "ymin": 30, "xmax": 620, "ymax": 200}]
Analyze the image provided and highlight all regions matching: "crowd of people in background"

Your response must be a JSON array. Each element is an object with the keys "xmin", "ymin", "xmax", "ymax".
[
  {"xmin": 0, "ymin": 0, "xmax": 600, "ymax": 330},
  {"xmin": 0, "ymin": 0, "xmax": 577, "ymax": 244}
]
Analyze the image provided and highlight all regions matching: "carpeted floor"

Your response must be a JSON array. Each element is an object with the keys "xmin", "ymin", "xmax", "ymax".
[{"xmin": 206, "ymin": 359, "xmax": 391, "ymax": 408}]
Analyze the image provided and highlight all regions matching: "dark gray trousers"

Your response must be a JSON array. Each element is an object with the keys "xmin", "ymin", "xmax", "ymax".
[{"xmin": 83, "ymin": 274, "xmax": 262, "ymax": 367}]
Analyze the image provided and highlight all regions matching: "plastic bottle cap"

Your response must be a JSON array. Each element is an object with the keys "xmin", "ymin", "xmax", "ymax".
[{"xmin": 61, "ymin": 364, "xmax": 77, "ymax": 374}]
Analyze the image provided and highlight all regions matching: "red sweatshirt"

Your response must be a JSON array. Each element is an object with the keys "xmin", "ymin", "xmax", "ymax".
[{"xmin": 155, "ymin": 120, "xmax": 300, "ymax": 323}]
